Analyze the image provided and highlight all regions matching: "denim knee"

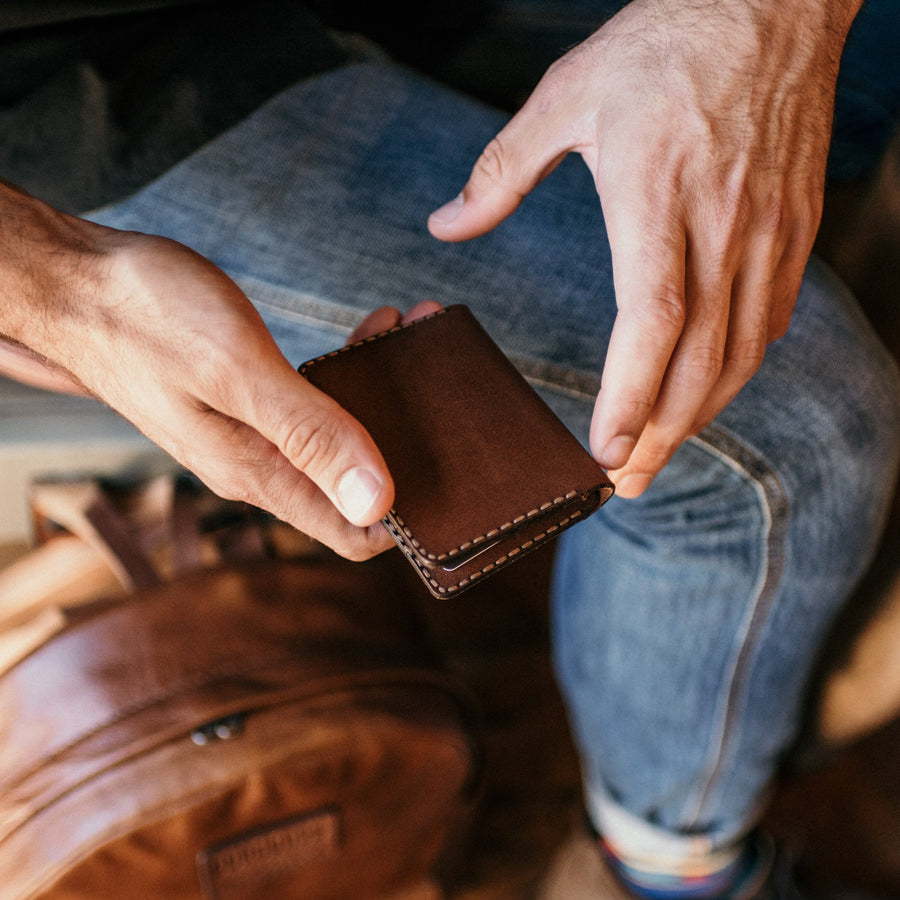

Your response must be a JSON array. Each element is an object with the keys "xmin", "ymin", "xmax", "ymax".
[{"xmin": 551, "ymin": 255, "xmax": 900, "ymax": 846}]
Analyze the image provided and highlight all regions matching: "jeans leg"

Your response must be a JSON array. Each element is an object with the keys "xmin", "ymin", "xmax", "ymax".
[
  {"xmin": 556, "ymin": 256, "xmax": 900, "ymax": 856},
  {"xmin": 87, "ymin": 61, "xmax": 900, "ymax": 852},
  {"xmin": 87, "ymin": 61, "xmax": 623, "ymax": 420}
]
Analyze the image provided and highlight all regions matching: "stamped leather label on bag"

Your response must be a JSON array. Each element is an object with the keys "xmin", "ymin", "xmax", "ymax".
[{"xmin": 197, "ymin": 807, "xmax": 341, "ymax": 899}]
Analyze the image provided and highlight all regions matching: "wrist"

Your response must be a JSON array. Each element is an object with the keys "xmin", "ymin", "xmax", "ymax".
[
  {"xmin": 0, "ymin": 181, "xmax": 110, "ymax": 360},
  {"xmin": 752, "ymin": 0, "xmax": 863, "ymax": 38}
]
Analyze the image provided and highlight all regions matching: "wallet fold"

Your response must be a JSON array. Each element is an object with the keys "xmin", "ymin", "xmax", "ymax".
[{"xmin": 299, "ymin": 305, "xmax": 613, "ymax": 597}]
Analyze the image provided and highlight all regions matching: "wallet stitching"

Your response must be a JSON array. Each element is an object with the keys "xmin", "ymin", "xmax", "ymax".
[
  {"xmin": 392, "ymin": 489, "xmax": 584, "ymax": 562},
  {"xmin": 386, "ymin": 509, "xmax": 585, "ymax": 596},
  {"xmin": 299, "ymin": 307, "xmax": 598, "ymax": 564},
  {"xmin": 297, "ymin": 306, "xmax": 449, "ymax": 376}
]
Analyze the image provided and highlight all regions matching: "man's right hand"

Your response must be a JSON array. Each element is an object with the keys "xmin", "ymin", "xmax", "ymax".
[
  {"xmin": 0, "ymin": 182, "xmax": 395, "ymax": 560},
  {"xmin": 429, "ymin": 0, "xmax": 862, "ymax": 499}
]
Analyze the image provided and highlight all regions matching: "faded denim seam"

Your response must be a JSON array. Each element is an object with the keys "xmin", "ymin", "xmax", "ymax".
[{"xmin": 679, "ymin": 425, "xmax": 789, "ymax": 833}]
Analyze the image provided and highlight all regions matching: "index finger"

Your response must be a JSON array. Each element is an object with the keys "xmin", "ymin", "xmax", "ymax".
[{"xmin": 589, "ymin": 197, "xmax": 688, "ymax": 472}]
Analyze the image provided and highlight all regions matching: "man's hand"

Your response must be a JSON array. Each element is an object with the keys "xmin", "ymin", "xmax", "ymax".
[
  {"xmin": 0, "ymin": 183, "xmax": 401, "ymax": 560},
  {"xmin": 429, "ymin": 0, "xmax": 861, "ymax": 496}
]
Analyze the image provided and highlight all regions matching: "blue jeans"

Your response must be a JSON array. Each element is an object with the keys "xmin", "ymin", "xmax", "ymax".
[{"xmin": 88, "ymin": 58, "xmax": 900, "ymax": 861}]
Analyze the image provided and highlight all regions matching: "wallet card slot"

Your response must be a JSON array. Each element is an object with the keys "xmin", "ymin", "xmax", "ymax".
[
  {"xmin": 387, "ymin": 505, "xmax": 588, "ymax": 597},
  {"xmin": 438, "ymin": 539, "xmax": 504, "ymax": 573}
]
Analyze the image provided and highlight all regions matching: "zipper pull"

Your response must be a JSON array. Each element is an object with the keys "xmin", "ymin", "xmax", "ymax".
[{"xmin": 190, "ymin": 713, "xmax": 246, "ymax": 746}]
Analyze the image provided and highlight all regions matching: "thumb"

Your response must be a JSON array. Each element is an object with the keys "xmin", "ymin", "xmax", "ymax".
[
  {"xmin": 428, "ymin": 106, "xmax": 570, "ymax": 243},
  {"xmin": 230, "ymin": 361, "xmax": 395, "ymax": 528}
]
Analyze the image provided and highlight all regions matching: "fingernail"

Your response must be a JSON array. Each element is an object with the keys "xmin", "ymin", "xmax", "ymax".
[
  {"xmin": 598, "ymin": 435, "xmax": 636, "ymax": 470},
  {"xmin": 429, "ymin": 194, "xmax": 464, "ymax": 226},
  {"xmin": 336, "ymin": 467, "xmax": 383, "ymax": 524}
]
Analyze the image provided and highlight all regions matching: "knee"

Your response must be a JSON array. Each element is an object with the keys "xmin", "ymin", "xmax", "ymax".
[
  {"xmin": 712, "ymin": 255, "xmax": 900, "ymax": 584},
  {"xmin": 797, "ymin": 259, "xmax": 900, "ymax": 505}
]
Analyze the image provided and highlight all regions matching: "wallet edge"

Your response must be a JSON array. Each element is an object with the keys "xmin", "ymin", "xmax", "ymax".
[
  {"xmin": 297, "ymin": 306, "xmax": 452, "ymax": 378},
  {"xmin": 386, "ymin": 485, "xmax": 613, "ymax": 598},
  {"xmin": 298, "ymin": 304, "xmax": 616, "ymax": 598},
  {"xmin": 389, "ymin": 486, "xmax": 611, "ymax": 564}
]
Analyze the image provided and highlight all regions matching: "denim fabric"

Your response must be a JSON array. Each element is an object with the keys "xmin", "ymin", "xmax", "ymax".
[
  {"xmin": 557, "ymin": 258, "xmax": 900, "ymax": 851},
  {"xmin": 88, "ymin": 61, "xmax": 900, "ymax": 855}
]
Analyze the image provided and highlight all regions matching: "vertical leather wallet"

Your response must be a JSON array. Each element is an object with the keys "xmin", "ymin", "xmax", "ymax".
[{"xmin": 299, "ymin": 305, "xmax": 614, "ymax": 597}]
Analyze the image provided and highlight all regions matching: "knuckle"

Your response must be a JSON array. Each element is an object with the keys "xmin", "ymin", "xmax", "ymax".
[
  {"xmin": 613, "ymin": 390, "xmax": 656, "ymax": 423},
  {"xmin": 279, "ymin": 407, "xmax": 345, "ymax": 474},
  {"xmin": 198, "ymin": 470, "xmax": 250, "ymax": 506},
  {"xmin": 536, "ymin": 55, "xmax": 581, "ymax": 103},
  {"xmin": 793, "ymin": 194, "xmax": 824, "ymax": 246},
  {"xmin": 472, "ymin": 136, "xmax": 511, "ymax": 189},
  {"xmin": 756, "ymin": 194, "xmax": 788, "ymax": 236},
  {"xmin": 201, "ymin": 459, "xmax": 255, "ymax": 504},
  {"xmin": 542, "ymin": 53, "xmax": 570, "ymax": 83},
  {"xmin": 715, "ymin": 177, "xmax": 755, "ymax": 234},
  {"xmin": 631, "ymin": 438, "xmax": 680, "ymax": 476},
  {"xmin": 672, "ymin": 344, "xmax": 723, "ymax": 386},
  {"xmin": 326, "ymin": 526, "xmax": 385, "ymax": 563},
  {"xmin": 756, "ymin": 184, "xmax": 821, "ymax": 246},
  {"xmin": 723, "ymin": 335, "xmax": 766, "ymax": 378},
  {"xmin": 633, "ymin": 289, "xmax": 687, "ymax": 336},
  {"xmin": 182, "ymin": 442, "xmax": 270, "ymax": 510},
  {"xmin": 338, "ymin": 542, "xmax": 378, "ymax": 563},
  {"xmin": 192, "ymin": 361, "xmax": 236, "ymax": 407}
]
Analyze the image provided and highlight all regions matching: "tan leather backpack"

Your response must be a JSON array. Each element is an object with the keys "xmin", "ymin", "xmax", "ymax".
[{"xmin": 0, "ymin": 477, "xmax": 481, "ymax": 900}]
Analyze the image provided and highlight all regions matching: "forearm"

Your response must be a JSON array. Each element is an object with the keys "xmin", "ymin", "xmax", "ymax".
[
  {"xmin": 787, "ymin": 0, "xmax": 864, "ymax": 31},
  {"xmin": 751, "ymin": 0, "xmax": 864, "ymax": 69},
  {"xmin": 0, "ymin": 179, "xmax": 109, "ymax": 365}
]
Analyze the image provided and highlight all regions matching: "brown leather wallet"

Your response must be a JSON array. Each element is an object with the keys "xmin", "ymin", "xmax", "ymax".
[{"xmin": 299, "ymin": 305, "xmax": 614, "ymax": 597}]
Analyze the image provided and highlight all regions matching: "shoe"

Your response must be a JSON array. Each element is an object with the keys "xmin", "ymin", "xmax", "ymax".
[
  {"xmin": 535, "ymin": 827, "xmax": 635, "ymax": 900},
  {"xmin": 533, "ymin": 823, "xmax": 812, "ymax": 900}
]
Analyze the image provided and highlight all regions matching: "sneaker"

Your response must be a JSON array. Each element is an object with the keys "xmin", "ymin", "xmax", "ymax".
[
  {"xmin": 535, "ymin": 826, "xmax": 635, "ymax": 900},
  {"xmin": 534, "ymin": 822, "xmax": 873, "ymax": 900}
]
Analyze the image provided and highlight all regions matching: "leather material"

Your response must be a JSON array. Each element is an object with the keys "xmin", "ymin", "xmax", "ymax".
[
  {"xmin": 300, "ymin": 305, "xmax": 614, "ymax": 597},
  {"xmin": 0, "ymin": 554, "xmax": 481, "ymax": 900}
]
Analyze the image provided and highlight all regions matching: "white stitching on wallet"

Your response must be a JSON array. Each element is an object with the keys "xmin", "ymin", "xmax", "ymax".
[
  {"xmin": 387, "ymin": 509, "xmax": 584, "ymax": 595},
  {"xmin": 390, "ymin": 490, "xmax": 583, "ymax": 562},
  {"xmin": 299, "ymin": 308, "xmax": 597, "ymax": 567},
  {"xmin": 297, "ymin": 306, "xmax": 449, "ymax": 375}
]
